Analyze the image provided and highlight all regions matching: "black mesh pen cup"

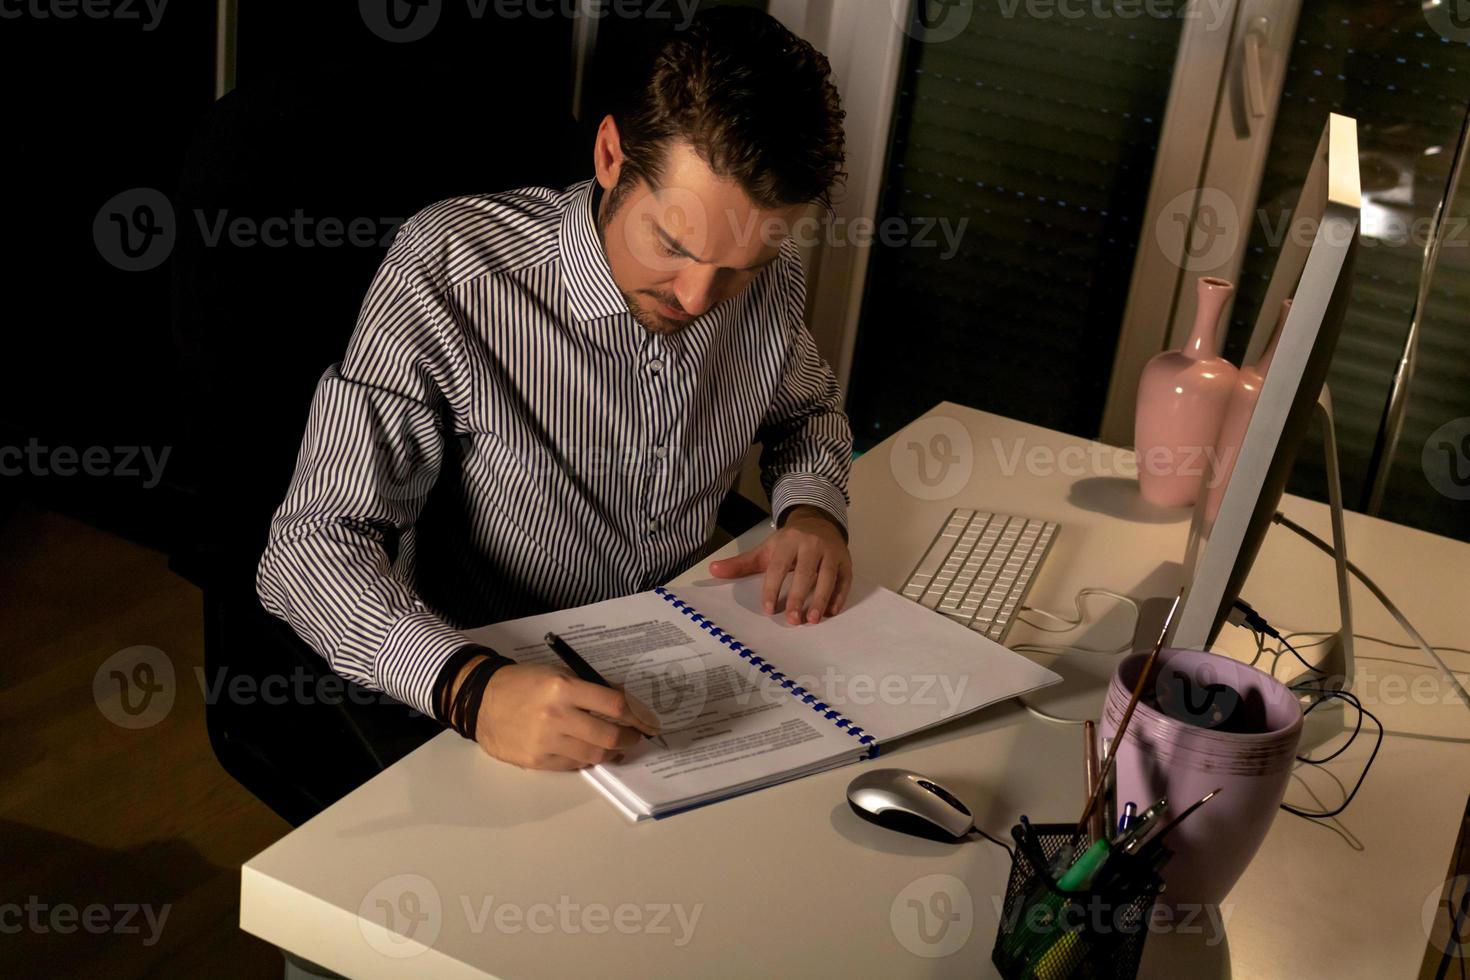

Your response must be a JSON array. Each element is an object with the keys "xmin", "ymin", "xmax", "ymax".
[{"xmin": 990, "ymin": 823, "xmax": 1162, "ymax": 980}]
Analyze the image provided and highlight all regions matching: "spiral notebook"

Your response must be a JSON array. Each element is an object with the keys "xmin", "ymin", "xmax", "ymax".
[{"xmin": 462, "ymin": 575, "xmax": 1061, "ymax": 820}]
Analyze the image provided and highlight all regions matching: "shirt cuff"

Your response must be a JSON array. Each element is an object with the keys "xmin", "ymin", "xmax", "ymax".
[
  {"xmin": 374, "ymin": 611, "xmax": 484, "ymax": 718},
  {"xmin": 770, "ymin": 474, "xmax": 849, "ymax": 538}
]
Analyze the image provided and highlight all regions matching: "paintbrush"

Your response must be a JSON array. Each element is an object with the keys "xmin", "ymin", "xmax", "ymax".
[
  {"xmin": 1075, "ymin": 590, "xmax": 1182, "ymax": 836},
  {"xmin": 1128, "ymin": 787, "xmax": 1222, "ymax": 857},
  {"xmin": 1083, "ymin": 720, "xmax": 1103, "ymax": 845}
]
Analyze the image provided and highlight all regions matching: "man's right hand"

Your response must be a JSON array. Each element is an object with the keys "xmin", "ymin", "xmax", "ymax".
[{"xmin": 453, "ymin": 660, "xmax": 661, "ymax": 770}]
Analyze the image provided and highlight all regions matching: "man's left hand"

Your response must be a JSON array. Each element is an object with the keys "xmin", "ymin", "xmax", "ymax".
[{"xmin": 708, "ymin": 505, "xmax": 852, "ymax": 625}]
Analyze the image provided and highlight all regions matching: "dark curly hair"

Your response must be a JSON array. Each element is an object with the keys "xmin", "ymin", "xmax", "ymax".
[{"xmin": 609, "ymin": 6, "xmax": 847, "ymax": 214}]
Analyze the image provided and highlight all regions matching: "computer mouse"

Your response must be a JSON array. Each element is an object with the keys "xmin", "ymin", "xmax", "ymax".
[{"xmin": 846, "ymin": 768, "xmax": 976, "ymax": 843}]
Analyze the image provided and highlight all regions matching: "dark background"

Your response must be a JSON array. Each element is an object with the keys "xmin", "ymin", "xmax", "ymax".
[
  {"xmin": 0, "ymin": 1, "xmax": 759, "ymax": 564},
  {"xmin": 3, "ymin": 0, "xmax": 1466, "ymax": 557}
]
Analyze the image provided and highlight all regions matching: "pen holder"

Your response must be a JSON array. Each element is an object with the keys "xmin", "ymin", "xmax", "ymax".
[{"xmin": 990, "ymin": 823, "xmax": 1162, "ymax": 980}]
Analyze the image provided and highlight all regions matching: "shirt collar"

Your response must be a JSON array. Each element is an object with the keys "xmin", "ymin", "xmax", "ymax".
[{"xmin": 559, "ymin": 179, "xmax": 631, "ymax": 323}]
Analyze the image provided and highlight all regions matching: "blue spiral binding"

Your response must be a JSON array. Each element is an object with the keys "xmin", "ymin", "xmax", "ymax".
[{"xmin": 653, "ymin": 586, "xmax": 880, "ymax": 759}]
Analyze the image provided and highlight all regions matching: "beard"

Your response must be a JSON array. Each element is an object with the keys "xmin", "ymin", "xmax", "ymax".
[
  {"xmin": 596, "ymin": 179, "xmax": 698, "ymax": 336},
  {"xmin": 623, "ymin": 288, "xmax": 695, "ymax": 335}
]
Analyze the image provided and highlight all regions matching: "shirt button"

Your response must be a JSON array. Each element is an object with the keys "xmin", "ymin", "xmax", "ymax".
[
  {"xmin": 648, "ymin": 358, "xmax": 664, "ymax": 375},
  {"xmin": 652, "ymin": 445, "xmax": 668, "ymax": 460},
  {"xmin": 646, "ymin": 519, "xmax": 659, "ymax": 534}
]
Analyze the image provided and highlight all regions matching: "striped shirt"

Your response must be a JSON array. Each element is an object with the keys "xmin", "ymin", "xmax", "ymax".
[{"xmin": 256, "ymin": 178, "xmax": 853, "ymax": 719}]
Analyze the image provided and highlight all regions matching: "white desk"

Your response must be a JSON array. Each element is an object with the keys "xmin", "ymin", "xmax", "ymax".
[{"xmin": 241, "ymin": 403, "xmax": 1470, "ymax": 979}]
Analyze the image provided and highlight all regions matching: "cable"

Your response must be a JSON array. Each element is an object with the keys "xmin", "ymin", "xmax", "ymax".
[
  {"xmin": 1012, "ymin": 590, "xmax": 1144, "ymax": 722},
  {"xmin": 1274, "ymin": 512, "xmax": 1470, "ymax": 711},
  {"xmin": 1230, "ymin": 605, "xmax": 1382, "ymax": 821},
  {"xmin": 1010, "ymin": 639, "xmax": 1135, "ymax": 657},
  {"xmin": 1009, "ymin": 588, "xmax": 1140, "ymax": 658},
  {"xmin": 1011, "ymin": 589, "xmax": 1140, "ymax": 724},
  {"xmin": 1019, "ymin": 589, "xmax": 1140, "ymax": 634},
  {"xmin": 1247, "ymin": 627, "xmax": 1267, "ymax": 668},
  {"xmin": 968, "ymin": 825, "xmax": 1014, "ymax": 859},
  {"xmin": 1259, "ymin": 631, "xmax": 1470, "ymax": 693},
  {"xmin": 1283, "ymin": 630, "xmax": 1470, "ymax": 660},
  {"xmin": 1020, "ymin": 698, "xmax": 1088, "ymax": 726},
  {"xmin": 1232, "ymin": 600, "xmax": 1310, "ymax": 683},
  {"xmin": 1296, "ymin": 685, "xmax": 1364, "ymax": 765},
  {"xmin": 1278, "ymin": 634, "xmax": 1328, "ymax": 681},
  {"xmin": 1279, "ymin": 687, "xmax": 1384, "ymax": 820}
]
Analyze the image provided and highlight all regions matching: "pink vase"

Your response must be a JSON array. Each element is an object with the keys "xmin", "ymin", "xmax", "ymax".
[
  {"xmin": 1201, "ymin": 299, "xmax": 1291, "ymax": 526},
  {"xmin": 1134, "ymin": 277, "xmax": 1240, "ymax": 507}
]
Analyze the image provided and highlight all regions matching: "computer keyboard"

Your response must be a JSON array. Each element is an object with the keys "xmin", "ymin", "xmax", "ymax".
[{"xmin": 901, "ymin": 508, "xmax": 1059, "ymax": 643}]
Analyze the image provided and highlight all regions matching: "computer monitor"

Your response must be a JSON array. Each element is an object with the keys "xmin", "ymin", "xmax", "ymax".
[{"xmin": 1168, "ymin": 113, "xmax": 1362, "ymax": 657}]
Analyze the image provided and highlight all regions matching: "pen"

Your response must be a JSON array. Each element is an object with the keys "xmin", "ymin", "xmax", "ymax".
[
  {"xmin": 1117, "ymin": 801, "xmax": 1137, "ymax": 835},
  {"xmin": 544, "ymin": 632, "xmax": 668, "ymax": 748},
  {"xmin": 1134, "ymin": 788, "xmax": 1221, "ymax": 862},
  {"xmin": 1088, "ymin": 798, "xmax": 1169, "ymax": 897},
  {"xmin": 1115, "ymin": 798, "xmax": 1168, "ymax": 855},
  {"xmin": 1101, "ymin": 735, "xmax": 1116, "ymax": 836}
]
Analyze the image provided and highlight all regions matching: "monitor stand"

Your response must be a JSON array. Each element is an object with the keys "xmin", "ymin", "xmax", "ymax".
[{"xmin": 1280, "ymin": 386, "xmax": 1355, "ymax": 753}]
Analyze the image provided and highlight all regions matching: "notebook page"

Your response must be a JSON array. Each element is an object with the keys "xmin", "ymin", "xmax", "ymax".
[
  {"xmin": 464, "ymin": 591, "xmax": 727, "ymax": 736},
  {"xmin": 462, "ymin": 592, "xmax": 861, "ymax": 812},
  {"xmin": 667, "ymin": 575, "xmax": 1062, "ymax": 744}
]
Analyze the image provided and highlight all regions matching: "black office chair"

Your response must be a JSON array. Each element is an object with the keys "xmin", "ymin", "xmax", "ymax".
[{"xmin": 172, "ymin": 67, "xmax": 767, "ymax": 826}]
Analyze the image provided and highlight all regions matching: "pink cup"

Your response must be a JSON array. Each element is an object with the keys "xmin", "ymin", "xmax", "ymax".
[{"xmin": 1101, "ymin": 648, "xmax": 1303, "ymax": 908}]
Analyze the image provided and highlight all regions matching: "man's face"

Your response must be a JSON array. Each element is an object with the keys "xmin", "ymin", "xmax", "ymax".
[{"xmin": 595, "ymin": 135, "xmax": 808, "ymax": 335}]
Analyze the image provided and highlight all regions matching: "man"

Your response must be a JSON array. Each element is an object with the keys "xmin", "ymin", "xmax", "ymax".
[{"xmin": 257, "ymin": 7, "xmax": 853, "ymax": 774}]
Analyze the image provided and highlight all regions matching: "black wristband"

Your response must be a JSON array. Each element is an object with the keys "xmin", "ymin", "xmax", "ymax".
[
  {"xmin": 432, "ymin": 645, "xmax": 485, "ymax": 723},
  {"xmin": 458, "ymin": 658, "xmax": 500, "ymax": 741},
  {"xmin": 432, "ymin": 643, "xmax": 515, "ymax": 740}
]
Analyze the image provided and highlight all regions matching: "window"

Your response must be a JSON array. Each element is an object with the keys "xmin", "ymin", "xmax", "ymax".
[
  {"xmin": 1222, "ymin": 1, "xmax": 1470, "ymax": 540},
  {"xmin": 845, "ymin": 3, "xmax": 1185, "ymax": 448}
]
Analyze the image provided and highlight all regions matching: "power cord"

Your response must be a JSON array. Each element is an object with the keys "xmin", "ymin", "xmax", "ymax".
[
  {"xmin": 1228, "ymin": 597, "xmax": 1290, "ymax": 650},
  {"xmin": 1232, "ymin": 598, "xmax": 1340, "ymax": 680},
  {"xmin": 1278, "ymin": 686, "xmax": 1384, "ymax": 820},
  {"xmin": 1247, "ymin": 628, "xmax": 1267, "ymax": 668},
  {"xmin": 1019, "ymin": 588, "xmax": 1140, "ymax": 634},
  {"xmin": 1019, "ymin": 699, "xmax": 1089, "ymax": 727},
  {"xmin": 1248, "ymin": 629, "xmax": 1470, "ymax": 690},
  {"xmin": 1237, "ymin": 606, "xmax": 1382, "ymax": 822},
  {"xmin": 1011, "ymin": 589, "xmax": 1140, "ymax": 658},
  {"xmin": 1273, "ymin": 630, "xmax": 1470, "ymax": 662},
  {"xmin": 1014, "ymin": 589, "xmax": 1141, "ymax": 726},
  {"xmin": 1273, "ymin": 511, "xmax": 1470, "ymax": 711},
  {"xmin": 1278, "ymin": 631, "xmax": 1332, "ymax": 683}
]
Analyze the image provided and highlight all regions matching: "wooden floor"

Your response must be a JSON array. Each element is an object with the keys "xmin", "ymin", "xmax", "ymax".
[{"xmin": 0, "ymin": 500, "xmax": 288, "ymax": 977}]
